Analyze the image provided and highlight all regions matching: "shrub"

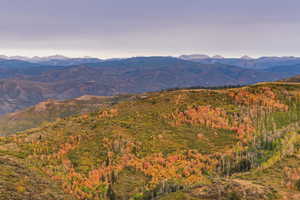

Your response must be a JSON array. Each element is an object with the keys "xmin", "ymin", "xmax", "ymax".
[
  {"xmin": 227, "ymin": 192, "xmax": 241, "ymax": 200},
  {"xmin": 295, "ymin": 179, "xmax": 300, "ymax": 191}
]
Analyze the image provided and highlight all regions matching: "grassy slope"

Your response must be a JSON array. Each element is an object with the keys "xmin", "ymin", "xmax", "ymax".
[
  {"xmin": 0, "ymin": 157, "xmax": 73, "ymax": 200},
  {"xmin": 1, "ymin": 83, "xmax": 300, "ymax": 199}
]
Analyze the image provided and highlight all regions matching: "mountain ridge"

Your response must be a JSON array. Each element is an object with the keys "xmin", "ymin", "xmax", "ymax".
[
  {"xmin": 0, "ymin": 57, "xmax": 285, "ymax": 115},
  {"xmin": 179, "ymin": 54, "xmax": 300, "ymax": 69}
]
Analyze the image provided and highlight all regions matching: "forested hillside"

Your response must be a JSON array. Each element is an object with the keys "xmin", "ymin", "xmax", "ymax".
[{"xmin": 1, "ymin": 82, "xmax": 300, "ymax": 199}]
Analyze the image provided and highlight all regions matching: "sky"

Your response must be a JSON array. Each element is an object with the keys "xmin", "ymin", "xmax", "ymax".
[{"xmin": 1, "ymin": 0, "xmax": 300, "ymax": 58}]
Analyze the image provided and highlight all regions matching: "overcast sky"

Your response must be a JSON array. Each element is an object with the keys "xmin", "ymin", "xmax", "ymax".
[{"xmin": 1, "ymin": 0, "xmax": 300, "ymax": 58}]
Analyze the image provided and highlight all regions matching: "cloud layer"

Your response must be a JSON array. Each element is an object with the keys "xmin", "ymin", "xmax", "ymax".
[{"xmin": 1, "ymin": 0, "xmax": 300, "ymax": 58}]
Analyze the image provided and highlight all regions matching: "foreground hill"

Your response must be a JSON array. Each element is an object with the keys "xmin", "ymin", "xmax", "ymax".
[
  {"xmin": 1, "ymin": 82, "xmax": 300, "ymax": 199},
  {"xmin": 0, "ymin": 57, "xmax": 284, "ymax": 114}
]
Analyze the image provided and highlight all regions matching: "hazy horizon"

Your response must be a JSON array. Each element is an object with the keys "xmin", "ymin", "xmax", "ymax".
[{"xmin": 3, "ymin": 52, "xmax": 300, "ymax": 60}]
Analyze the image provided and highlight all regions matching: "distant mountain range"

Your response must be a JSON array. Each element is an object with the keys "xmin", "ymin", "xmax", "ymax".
[
  {"xmin": 179, "ymin": 54, "xmax": 300, "ymax": 69},
  {"xmin": 3, "ymin": 53, "xmax": 300, "ymax": 69},
  {"xmin": 0, "ymin": 54, "xmax": 103, "ymax": 66},
  {"xmin": 0, "ymin": 55, "xmax": 300, "ymax": 115}
]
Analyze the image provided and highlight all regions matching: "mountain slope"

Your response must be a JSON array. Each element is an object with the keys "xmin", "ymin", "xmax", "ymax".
[
  {"xmin": 0, "ymin": 79, "xmax": 52, "ymax": 114},
  {"xmin": 1, "ymin": 82, "xmax": 300, "ymax": 199},
  {"xmin": 264, "ymin": 64, "xmax": 300, "ymax": 78}
]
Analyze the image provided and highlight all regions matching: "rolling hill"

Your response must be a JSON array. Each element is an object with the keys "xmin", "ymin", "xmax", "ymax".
[
  {"xmin": 1, "ymin": 82, "xmax": 300, "ymax": 199},
  {"xmin": 281, "ymin": 75, "xmax": 300, "ymax": 82},
  {"xmin": 0, "ymin": 95, "xmax": 131, "ymax": 136}
]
